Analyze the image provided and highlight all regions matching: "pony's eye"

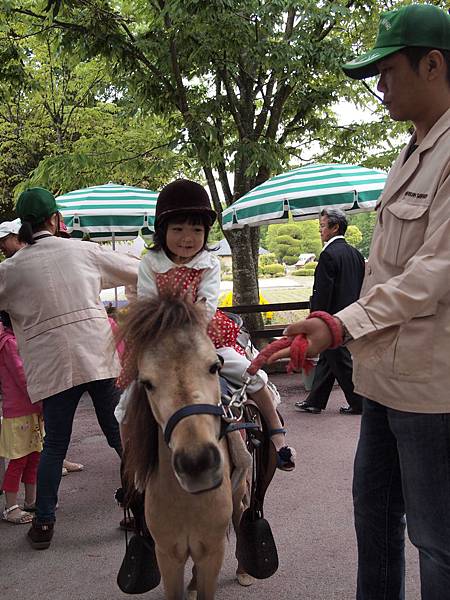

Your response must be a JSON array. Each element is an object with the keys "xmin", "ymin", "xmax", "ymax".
[
  {"xmin": 141, "ymin": 379, "xmax": 153, "ymax": 392},
  {"xmin": 209, "ymin": 362, "xmax": 221, "ymax": 374}
]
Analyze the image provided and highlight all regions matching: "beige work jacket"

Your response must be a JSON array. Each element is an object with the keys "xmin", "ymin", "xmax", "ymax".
[
  {"xmin": 0, "ymin": 236, "xmax": 138, "ymax": 402},
  {"xmin": 337, "ymin": 107, "xmax": 450, "ymax": 413}
]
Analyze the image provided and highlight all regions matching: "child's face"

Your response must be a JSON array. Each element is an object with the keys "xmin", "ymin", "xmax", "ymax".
[{"xmin": 166, "ymin": 221, "xmax": 205, "ymax": 264}]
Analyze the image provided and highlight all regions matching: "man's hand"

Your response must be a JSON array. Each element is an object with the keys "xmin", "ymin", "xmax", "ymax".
[{"xmin": 266, "ymin": 316, "xmax": 343, "ymax": 363}]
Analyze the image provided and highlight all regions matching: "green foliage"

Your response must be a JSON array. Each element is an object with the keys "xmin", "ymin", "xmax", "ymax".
[
  {"xmin": 258, "ymin": 252, "xmax": 277, "ymax": 267},
  {"xmin": 265, "ymin": 220, "xmax": 322, "ymax": 262},
  {"xmin": 283, "ymin": 255, "xmax": 299, "ymax": 266},
  {"xmin": 345, "ymin": 224, "xmax": 363, "ymax": 247},
  {"xmin": 292, "ymin": 269, "xmax": 315, "ymax": 276},
  {"xmin": 208, "ymin": 221, "xmax": 223, "ymax": 243},
  {"xmin": 262, "ymin": 263, "xmax": 285, "ymax": 277},
  {"xmin": 348, "ymin": 212, "xmax": 377, "ymax": 258}
]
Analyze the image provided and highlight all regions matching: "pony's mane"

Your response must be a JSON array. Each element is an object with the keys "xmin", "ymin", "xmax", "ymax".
[{"xmin": 119, "ymin": 292, "xmax": 208, "ymax": 354}]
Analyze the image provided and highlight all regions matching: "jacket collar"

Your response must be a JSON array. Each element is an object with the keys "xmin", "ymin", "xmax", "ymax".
[
  {"xmin": 322, "ymin": 235, "xmax": 345, "ymax": 251},
  {"xmin": 380, "ymin": 106, "xmax": 450, "ymax": 209}
]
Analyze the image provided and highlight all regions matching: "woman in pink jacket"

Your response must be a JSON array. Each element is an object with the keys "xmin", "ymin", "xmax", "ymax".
[{"xmin": 0, "ymin": 312, "xmax": 43, "ymax": 524}]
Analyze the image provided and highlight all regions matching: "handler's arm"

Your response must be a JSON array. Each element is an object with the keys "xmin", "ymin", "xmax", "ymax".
[{"xmin": 94, "ymin": 245, "xmax": 139, "ymax": 290}]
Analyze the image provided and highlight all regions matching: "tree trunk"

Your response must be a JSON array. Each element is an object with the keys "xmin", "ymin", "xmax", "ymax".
[{"xmin": 226, "ymin": 228, "xmax": 264, "ymax": 340}]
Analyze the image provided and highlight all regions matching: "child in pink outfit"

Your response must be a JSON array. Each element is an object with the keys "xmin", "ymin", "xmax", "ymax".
[{"xmin": 0, "ymin": 312, "xmax": 43, "ymax": 524}]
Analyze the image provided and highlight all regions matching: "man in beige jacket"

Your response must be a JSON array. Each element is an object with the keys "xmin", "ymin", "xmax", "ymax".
[
  {"xmin": 0, "ymin": 187, "xmax": 139, "ymax": 549},
  {"xmin": 269, "ymin": 5, "xmax": 450, "ymax": 599}
]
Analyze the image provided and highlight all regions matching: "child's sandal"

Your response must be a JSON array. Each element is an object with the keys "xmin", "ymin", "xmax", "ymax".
[
  {"xmin": 2, "ymin": 504, "xmax": 33, "ymax": 524},
  {"xmin": 269, "ymin": 428, "xmax": 296, "ymax": 472}
]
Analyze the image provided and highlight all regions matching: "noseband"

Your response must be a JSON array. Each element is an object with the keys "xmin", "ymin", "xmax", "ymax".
[
  {"xmin": 163, "ymin": 376, "xmax": 258, "ymax": 446},
  {"xmin": 163, "ymin": 404, "xmax": 225, "ymax": 446}
]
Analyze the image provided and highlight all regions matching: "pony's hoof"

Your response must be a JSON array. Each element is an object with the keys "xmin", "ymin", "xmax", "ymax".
[
  {"xmin": 186, "ymin": 590, "xmax": 197, "ymax": 600},
  {"xmin": 236, "ymin": 572, "xmax": 256, "ymax": 586}
]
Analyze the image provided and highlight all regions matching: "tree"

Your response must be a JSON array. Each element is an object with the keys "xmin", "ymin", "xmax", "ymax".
[
  {"xmin": 0, "ymin": 30, "xmax": 185, "ymax": 215},
  {"xmin": 2, "ymin": 0, "xmax": 425, "ymax": 332},
  {"xmin": 265, "ymin": 220, "xmax": 322, "ymax": 263},
  {"xmin": 345, "ymin": 224, "xmax": 362, "ymax": 247}
]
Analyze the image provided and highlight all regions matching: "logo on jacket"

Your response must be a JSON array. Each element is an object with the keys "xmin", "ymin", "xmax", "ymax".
[{"xmin": 404, "ymin": 191, "xmax": 428, "ymax": 200}]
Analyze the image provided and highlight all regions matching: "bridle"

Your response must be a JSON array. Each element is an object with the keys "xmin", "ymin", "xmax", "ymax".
[{"xmin": 163, "ymin": 376, "xmax": 258, "ymax": 446}]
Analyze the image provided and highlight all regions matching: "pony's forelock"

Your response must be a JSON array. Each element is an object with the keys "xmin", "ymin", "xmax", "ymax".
[{"xmin": 117, "ymin": 293, "xmax": 209, "ymax": 386}]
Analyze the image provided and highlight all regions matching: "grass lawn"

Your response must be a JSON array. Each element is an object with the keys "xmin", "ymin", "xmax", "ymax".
[{"xmin": 260, "ymin": 281, "xmax": 312, "ymax": 325}]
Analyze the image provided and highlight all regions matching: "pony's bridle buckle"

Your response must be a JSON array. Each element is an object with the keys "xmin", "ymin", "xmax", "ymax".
[{"xmin": 220, "ymin": 376, "xmax": 251, "ymax": 423}]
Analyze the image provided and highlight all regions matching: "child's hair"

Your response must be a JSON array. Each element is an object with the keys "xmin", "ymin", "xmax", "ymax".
[
  {"xmin": 0, "ymin": 311, "xmax": 12, "ymax": 329},
  {"xmin": 151, "ymin": 212, "xmax": 213, "ymax": 256}
]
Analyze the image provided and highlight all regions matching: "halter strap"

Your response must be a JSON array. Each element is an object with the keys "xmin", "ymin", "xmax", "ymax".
[{"xmin": 163, "ymin": 404, "xmax": 224, "ymax": 446}]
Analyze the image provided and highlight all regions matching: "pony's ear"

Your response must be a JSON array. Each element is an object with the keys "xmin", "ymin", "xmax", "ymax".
[
  {"xmin": 123, "ymin": 381, "xmax": 158, "ymax": 492},
  {"xmin": 196, "ymin": 297, "xmax": 210, "ymax": 326}
]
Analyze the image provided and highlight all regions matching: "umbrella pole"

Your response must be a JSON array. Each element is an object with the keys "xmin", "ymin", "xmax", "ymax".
[{"xmin": 112, "ymin": 232, "xmax": 118, "ymax": 308}]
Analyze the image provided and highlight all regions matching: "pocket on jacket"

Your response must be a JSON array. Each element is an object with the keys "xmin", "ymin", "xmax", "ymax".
[
  {"xmin": 392, "ymin": 314, "xmax": 436, "ymax": 381},
  {"xmin": 383, "ymin": 200, "xmax": 430, "ymax": 267}
]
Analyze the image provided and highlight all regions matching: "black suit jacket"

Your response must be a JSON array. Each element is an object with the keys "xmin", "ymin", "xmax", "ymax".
[{"xmin": 310, "ymin": 238, "xmax": 365, "ymax": 314}]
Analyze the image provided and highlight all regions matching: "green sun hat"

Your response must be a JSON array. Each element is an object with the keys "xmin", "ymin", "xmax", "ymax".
[
  {"xmin": 343, "ymin": 4, "xmax": 450, "ymax": 80},
  {"xmin": 16, "ymin": 187, "xmax": 58, "ymax": 224}
]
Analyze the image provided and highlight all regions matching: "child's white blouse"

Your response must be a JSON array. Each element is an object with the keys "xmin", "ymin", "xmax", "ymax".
[{"xmin": 138, "ymin": 249, "xmax": 221, "ymax": 319}]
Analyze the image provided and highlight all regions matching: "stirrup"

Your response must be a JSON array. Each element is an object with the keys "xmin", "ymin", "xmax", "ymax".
[{"xmin": 268, "ymin": 428, "xmax": 296, "ymax": 472}]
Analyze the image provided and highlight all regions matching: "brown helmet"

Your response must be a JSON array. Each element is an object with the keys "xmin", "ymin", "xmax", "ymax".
[{"xmin": 155, "ymin": 179, "xmax": 216, "ymax": 228}]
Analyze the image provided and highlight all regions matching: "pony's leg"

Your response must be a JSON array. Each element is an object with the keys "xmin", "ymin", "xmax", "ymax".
[
  {"xmin": 232, "ymin": 477, "xmax": 256, "ymax": 587},
  {"xmin": 155, "ymin": 548, "xmax": 185, "ymax": 600},
  {"xmin": 194, "ymin": 543, "xmax": 225, "ymax": 600},
  {"xmin": 186, "ymin": 565, "xmax": 197, "ymax": 600}
]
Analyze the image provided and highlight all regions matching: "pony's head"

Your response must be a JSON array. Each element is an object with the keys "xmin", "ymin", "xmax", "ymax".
[{"xmin": 120, "ymin": 293, "xmax": 224, "ymax": 494}]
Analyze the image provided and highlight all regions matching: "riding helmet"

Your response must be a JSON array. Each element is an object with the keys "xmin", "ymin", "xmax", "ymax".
[{"xmin": 155, "ymin": 179, "xmax": 216, "ymax": 228}]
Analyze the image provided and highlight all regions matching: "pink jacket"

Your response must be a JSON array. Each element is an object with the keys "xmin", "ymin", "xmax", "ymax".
[{"xmin": 0, "ymin": 325, "xmax": 42, "ymax": 418}]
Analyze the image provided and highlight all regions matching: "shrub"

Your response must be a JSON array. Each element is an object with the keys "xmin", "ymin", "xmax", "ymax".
[
  {"xmin": 263, "ymin": 263, "xmax": 285, "ymax": 276},
  {"xmin": 259, "ymin": 253, "xmax": 277, "ymax": 267},
  {"xmin": 291, "ymin": 268, "xmax": 315, "ymax": 276},
  {"xmin": 283, "ymin": 255, "xmax": 298, "ymax": 266}
]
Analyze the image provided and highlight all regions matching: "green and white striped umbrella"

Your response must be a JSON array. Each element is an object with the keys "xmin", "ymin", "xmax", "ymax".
[
  {"xmin": 222, "ymin": 163, "xmax": 386, "ymax": 230},
  {"xmin": 56, "ymin": 183, "xmax": 158, "ymax": 241}
]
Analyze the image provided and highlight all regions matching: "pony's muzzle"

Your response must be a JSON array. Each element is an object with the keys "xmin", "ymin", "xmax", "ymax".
[{"xmin": 173, "ymin": 443, "xmax": 223, "ymax": 493}]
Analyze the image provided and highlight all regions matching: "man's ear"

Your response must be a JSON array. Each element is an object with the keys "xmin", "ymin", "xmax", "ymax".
[
  {"xmin": 424, "ymin": 49, "xmax": 445, "ymax": 81},
  {"xmin": 47, "ymin": 212, "xmax": 59, "ymax": 235}
]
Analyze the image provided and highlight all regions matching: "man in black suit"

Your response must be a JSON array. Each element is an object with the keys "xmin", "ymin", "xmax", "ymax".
[{"xmin": 295, "ymin": 208, "xmax": 365, "ymax": 415}]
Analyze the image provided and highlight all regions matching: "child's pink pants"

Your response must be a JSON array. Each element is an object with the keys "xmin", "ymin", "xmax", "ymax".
[{"xmin": 1, "ymin": 451, "xmax": 40, "ymax": 493}]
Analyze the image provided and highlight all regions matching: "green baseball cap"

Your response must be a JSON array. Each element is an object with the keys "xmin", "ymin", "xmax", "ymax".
[
  {"xmin": 343, "ymin": 4, "xmax": 450, "ymax": 80},
  {"xmin": 16, "ymin": 187, "xmax": 58, "ymax": 224}
]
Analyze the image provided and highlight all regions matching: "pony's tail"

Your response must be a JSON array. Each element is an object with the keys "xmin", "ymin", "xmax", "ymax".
[{"xmin": 122, "ymin": 380, "xmax": 158, "ymax": 493}]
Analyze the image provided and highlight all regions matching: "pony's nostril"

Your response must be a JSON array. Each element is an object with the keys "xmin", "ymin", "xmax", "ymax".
[{"xmin": 174, "ymin": 444, "xmax": 221, "ymax": 476}]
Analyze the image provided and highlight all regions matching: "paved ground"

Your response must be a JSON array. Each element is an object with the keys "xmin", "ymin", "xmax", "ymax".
[{"xmin": 0, "ymin": 375, "xmax": 420, "ymax": 600}]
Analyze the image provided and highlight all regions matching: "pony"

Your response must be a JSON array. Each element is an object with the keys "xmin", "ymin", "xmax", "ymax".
[{"xmin": 120, "ymin": 294, "xmax": 252, "ymax": 600}]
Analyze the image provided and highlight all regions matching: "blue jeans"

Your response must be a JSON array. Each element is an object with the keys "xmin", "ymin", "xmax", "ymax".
[
  {"xmin": 353, "ymin": 399, "xmax": 450, "ymax": 599},
  {"xmin": 36, "ymin": 379, "xmax": 122, "ymax": 524}
]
